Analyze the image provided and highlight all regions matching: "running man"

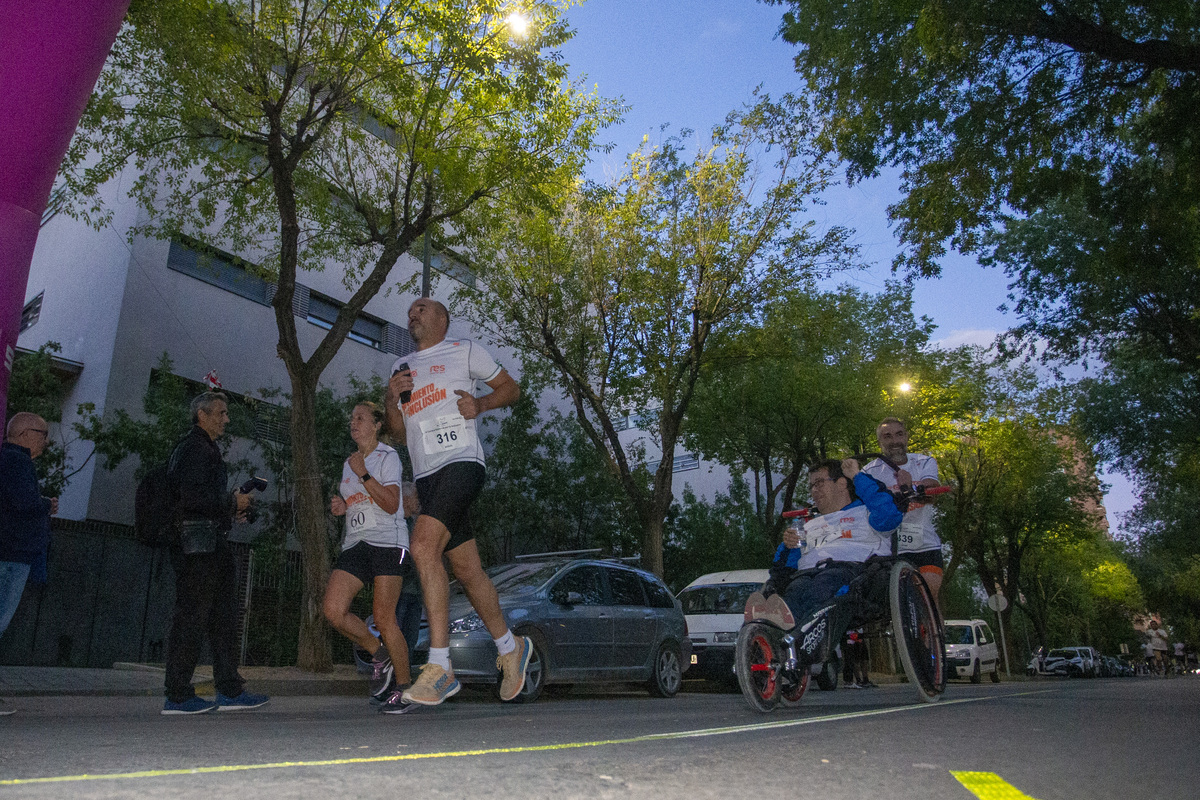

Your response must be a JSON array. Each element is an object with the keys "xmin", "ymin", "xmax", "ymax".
[
  {"xmin": 385, "ymin": 298, "xmax": 529, "ymax": 705},
  {"xmin": 862, "ymin": 417, "xmax": 945, "ymax": 601}
]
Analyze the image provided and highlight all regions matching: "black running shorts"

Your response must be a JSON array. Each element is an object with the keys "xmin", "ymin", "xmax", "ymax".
[
  {"xmin": 902, "ymin": 548, "xmax": 945, "ymax": 576},
  {"xmin": 415, "ymin": 461, "xmax": 486, "ymax": 553},
  {"xmin": 334, "ymin": 541, "xmax": 413, "ymax": 585}
]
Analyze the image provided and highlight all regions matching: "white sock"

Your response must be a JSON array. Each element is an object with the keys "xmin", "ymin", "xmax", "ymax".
[
  {"xmin": 494, "ymin": 630, "xmax": 516, "ymax": 656},
  {"xmin": 429, "ymin": 647, "xmax": 451, "ymax": 671}
]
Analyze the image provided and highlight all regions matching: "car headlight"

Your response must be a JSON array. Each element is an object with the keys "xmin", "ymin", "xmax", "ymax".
[
  {"xmin": 714, "ymin": 632, "xmax": 738, "ymax": 644},
  {"xmin": 449, "ymin": 613, "xmax": 487, "ymax": 634}
]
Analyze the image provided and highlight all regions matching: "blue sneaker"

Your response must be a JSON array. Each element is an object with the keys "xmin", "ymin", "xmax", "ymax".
[
  {"xmin": 162, "ymin": 696, "xmax": 218, "ymax": 715},
  {"xmin": 215, "ymin": 691, "xmax": 270, "ymax": 711}
]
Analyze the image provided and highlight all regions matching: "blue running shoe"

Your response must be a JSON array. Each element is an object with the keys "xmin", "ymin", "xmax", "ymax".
[
  {"xmin": 162, "ymin": 696, "xmax": 218, "ymax": 715},
  {"xmin": 215, "ymin": 691, "xmax": 270, "ymax": 711}
]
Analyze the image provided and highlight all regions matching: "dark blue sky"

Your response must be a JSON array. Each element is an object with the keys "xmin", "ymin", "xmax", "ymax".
[{"xmin": 558, "ymin": 0, "xmax": 1135, "ymax": 523}]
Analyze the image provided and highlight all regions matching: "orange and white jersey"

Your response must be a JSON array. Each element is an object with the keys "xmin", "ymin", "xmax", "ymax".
[{"xmin": 390, "ymin": 339, "xmax": 501, "ymax": 479}]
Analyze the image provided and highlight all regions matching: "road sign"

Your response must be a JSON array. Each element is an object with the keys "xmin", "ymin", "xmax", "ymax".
[{"xmin": 987, "ymin": 593, "xmax": 1008, "ymax": 612}]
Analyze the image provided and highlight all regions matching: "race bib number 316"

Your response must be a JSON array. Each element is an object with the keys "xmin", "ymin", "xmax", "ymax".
[{"xmin": 420, "ymin": 414, "xmax": 469, "ymax": 453}]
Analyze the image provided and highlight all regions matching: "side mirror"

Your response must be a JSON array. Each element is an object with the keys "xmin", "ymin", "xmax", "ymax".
[{"xmin": 566, "ymin": 591, "xmax": 585, "ymax": 606}]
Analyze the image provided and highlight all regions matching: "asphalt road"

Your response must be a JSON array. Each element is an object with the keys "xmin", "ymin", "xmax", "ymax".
[{"xmin": 1, "ymin": 677, "xmax": 1196, "ymax": 799}]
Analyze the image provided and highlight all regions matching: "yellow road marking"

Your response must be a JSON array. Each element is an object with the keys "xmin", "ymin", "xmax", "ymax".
[
  {"xmin": 953, "ymin": 771, "xmax": 1040, "ymax": 800},
  {"xmin": 1, "ymin": 691, "xmax": 1050, "ymax": 787}
]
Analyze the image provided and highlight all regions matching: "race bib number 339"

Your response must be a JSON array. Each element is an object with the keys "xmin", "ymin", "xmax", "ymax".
[{"xmin": 420, "ymin": 414, "xmax": 468, "ymax": 453}]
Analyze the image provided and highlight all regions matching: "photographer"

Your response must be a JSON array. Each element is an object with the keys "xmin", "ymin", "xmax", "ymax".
[{"xmin": 162, "ymin": 392, "xmax": 267, "ymax": 715}]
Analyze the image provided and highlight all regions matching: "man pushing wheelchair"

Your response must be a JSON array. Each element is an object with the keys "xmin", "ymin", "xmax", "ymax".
[{"xmin": 737, "ymin": 457, "xmax": 947, "ymax": 710}]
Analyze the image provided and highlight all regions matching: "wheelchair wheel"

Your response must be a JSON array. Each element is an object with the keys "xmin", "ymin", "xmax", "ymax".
[
  {"xmin": 890, "ymin": 561, "xmax": 946, "ymax": 703},
  {"xmin": 736, "ymin": 622, "xmax": 784, "ymax": 713},
  {"xmin": 779, "ymin": 667, "xmax": 810, "ymax": 708}
]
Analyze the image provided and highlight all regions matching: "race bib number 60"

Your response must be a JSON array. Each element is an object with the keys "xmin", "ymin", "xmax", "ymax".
[
  {"xmin": 420, "ymin": 414, "xmax": 469, "ymax": 453},
  {"xmin": 347, "ymin": 502, "xmax": 377, "ymax": 535}
]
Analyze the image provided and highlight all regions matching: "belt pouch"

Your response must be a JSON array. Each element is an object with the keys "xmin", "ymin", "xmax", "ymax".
[{"xmin": 179, "ymin": 520, "xmax": 222, "ymax": 555}]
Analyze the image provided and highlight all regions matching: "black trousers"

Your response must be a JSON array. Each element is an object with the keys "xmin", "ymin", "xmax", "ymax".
[{"xmin": 164, "ymin": 542, "xmax": 245, "ymax": 702}]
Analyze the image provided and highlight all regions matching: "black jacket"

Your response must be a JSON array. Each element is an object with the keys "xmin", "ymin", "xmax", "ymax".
[
  {"xmin": 0, "ymin": 441, "xmax": 52, "ymax": 564},
  {"xmin": 171, "ymin": 425, "xmax": 234, "ymax": 532}
]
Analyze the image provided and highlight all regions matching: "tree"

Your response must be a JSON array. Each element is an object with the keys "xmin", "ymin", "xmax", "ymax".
[
  {"xmin": 461, "ymin": 96, "xmax": 855, "ymax": 575},
  {"xmin": 936, "ymin": 416, "xmax": 1104, "ymax": 665},
  {"xmin": 67, "ymin": 0, "xmax": 611, "ymax": 669},
  {"xmin": 471, "ymin": 383, "xmax": 637, "ymax": 565},
  {"xmin": 769, "ymin": 0, "xmax": 1200, "ymax": 275},
  {"xmin": 6, "ymin": 343, "xmax": 82, "ymax": 496},
  {"xmin": 683, "ymin": 281, "xmax": 932, "ymax": 532},
  {"xmin": 662, "ymin": 475, "xmax": 774, "ymax": 590}
]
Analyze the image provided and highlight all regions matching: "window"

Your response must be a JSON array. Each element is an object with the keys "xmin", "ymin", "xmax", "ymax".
[
  {"xmin": 606, "ymin": 568, "xmax": 647, "ymax": 606},
  {"xmin": 431, "ymin": 251, "xmax": 476, "ymax": 289},
  {"xmin": 306, "ymin": 293, "xmax": 385, "ymax": 350},
  {"xmin": 148, "ymin": 369, "xmax": 288, "ymax": 445},
  {"xmin": 549, "ymin": 566, "xmax": 606, "ymax": 606},
  {"xmin": 20, "ymin": 292, "xmax": 43, "ymax": 333},
  {"xmin": 167, "ymin": 238, "xmax": 270, "ymax": 305},
  {"xmin": 641, "ymin": 576, "xmax": 676, "ymax": 609}
]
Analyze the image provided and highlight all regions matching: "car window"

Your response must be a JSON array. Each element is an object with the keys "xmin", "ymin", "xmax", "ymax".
[
  {"xmin": 549, "ymin": 565, "xmax": 606, "ymax": 606},
  {"xmin": 978, "ymin": 623, "xmax": 993, "ymax": 643},
  {"xmin": 641, "ymin": 576, "xmax": 676, "ymax": 609},
  {"xmin": 945, "ymin": 625, "xmax": 973, "ymax": 645},
  {"xmin": 679, "ymin": 583, "xmax": 761, "ymax": 614},
  {"xmin": 606, "ymin": 567, "xmax": 647, "ymax": 606},
  {"xmin": 975, "ymin": 625, "xmax": 988, "ymax": 644},
  {"xmin": 1047, "ymin": 649, "xmax": 1074, "ymax": 659}
]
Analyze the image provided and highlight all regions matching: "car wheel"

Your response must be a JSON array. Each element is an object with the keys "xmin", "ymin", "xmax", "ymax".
[
  {"xmin": 647, "ymin": 641, "xmax": 683, "ymax": 698},
  {"xmin": 815, "ymin": 658, "xmax": 840, "ymax": 691},
  {"xmin": 990, "ymin": 665, "xmax": 1001, "ymax": 683},
  {"xmin": 500, "ymin": 629, "xmax": 546, "ymax": 704},
  {"xmin": 970, "ymin": 659, "xmax": 981, "ymax": 684}
]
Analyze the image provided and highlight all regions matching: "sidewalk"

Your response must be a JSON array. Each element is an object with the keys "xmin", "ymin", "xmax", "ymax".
[{"xmin": 0, "ymin": 663, "xmax": 369, "ymax": 698}]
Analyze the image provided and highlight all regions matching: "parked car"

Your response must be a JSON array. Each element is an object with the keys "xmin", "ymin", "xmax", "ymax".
[
  {"xmin": 944, "ymin": 619, "xmax": 1001, "ymax": 683},
  {"xmin": 412, "ymin": 554, "xmax": 691, "ymax": 703},
  {"xmin": 676, "ymin": 569, "xmax": 769, "ymax": 689},
  {"xmin": 1044, "ymin": 646, "xmax": 1098, "ymax": 677}
]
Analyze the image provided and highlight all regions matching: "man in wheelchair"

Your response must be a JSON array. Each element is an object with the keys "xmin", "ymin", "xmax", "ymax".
[{"xmin": 750, "ymin": 457, "xmax": 902, "ymax": 665}]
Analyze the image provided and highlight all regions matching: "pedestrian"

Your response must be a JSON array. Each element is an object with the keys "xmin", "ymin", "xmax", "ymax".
[
  {"xmin": 0, "ymin": 412, "xmax": 58, "ymax": 716},
  {"xmin": 324, "ymin": 402, "xmax": 414, "ymax": 714},
  {"xmin": 162, "ymin": 391, "xmax": 268, "ymax": 715},
  {"xmin": 841, "ymin": 627, "xmax": 872, "ymax": 689},
  {"xmin": 862, "ymin": 417, "xmax": 945, "ymax": 601},
  {"xmin": 1147, "ymin": 620, "xmax": 1170, "ymax": 677},
  {"xmin": 384, "ymin": 297, "xmax": 528, "ymax": 706}
]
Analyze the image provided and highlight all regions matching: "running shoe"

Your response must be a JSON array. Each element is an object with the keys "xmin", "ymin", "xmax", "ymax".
[
  {"xmin": 215, "ymin": 691, "xmax": 270, "ymax": 711},
  {"xmin": 378, "ymin": 689, "xmax": 417, "ymax": 715},
  {"xmin": 162, "ymin": 696, "xmax": 218, "ymax": 715},
  {"xmin": 402, "ymin": 663, "xmax": 460, "ymax": 706},
  {"xmin": 368, "ymin": 646, "xmax": 395, "ymax": 699},
  {"xmin": 496, "ymin": 635, "xmax": 533, "ymax": 702}
]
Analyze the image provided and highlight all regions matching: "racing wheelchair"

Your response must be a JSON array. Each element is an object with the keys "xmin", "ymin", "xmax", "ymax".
[{"xmin": 735, "ymin": 485, "xmax": 949, "ymax": 711}]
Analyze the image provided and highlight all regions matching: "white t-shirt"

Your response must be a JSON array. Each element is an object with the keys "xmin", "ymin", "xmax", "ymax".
[
  {"xmin": 391, "ymin": 339, "xmax": 502, "ymax": 479},
  {"xmin": 339, "ymin": 443, "xmax": 407, "ymax": 550},
  {"xmin": 797, "ymin": 503, "xmax": 893, "ymax": 570},
  {"xmin": 863, "ymin": 453, "xmax": 942, "ymax": 553}
]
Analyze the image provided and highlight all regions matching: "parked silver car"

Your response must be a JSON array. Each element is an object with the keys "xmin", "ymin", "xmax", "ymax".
[{"xmin": 413, "ymin": 554, "xmax": 690, "ymax": 703}]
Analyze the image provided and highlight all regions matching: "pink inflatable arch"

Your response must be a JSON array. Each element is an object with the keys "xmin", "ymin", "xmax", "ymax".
[{"xmin": 0, "ymin": 0, "xmax": 131, "ymax": 416}]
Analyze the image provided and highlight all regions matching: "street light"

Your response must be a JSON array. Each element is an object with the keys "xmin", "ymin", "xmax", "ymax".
[{"xmin": 505, "ymin": 11, "xmax": 530, "ymax": 38}]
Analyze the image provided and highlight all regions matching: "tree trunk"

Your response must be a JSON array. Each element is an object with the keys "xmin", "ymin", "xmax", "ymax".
[{"xmin": 289, "ymin": 377, "xmax": 333, "ymax": 672}]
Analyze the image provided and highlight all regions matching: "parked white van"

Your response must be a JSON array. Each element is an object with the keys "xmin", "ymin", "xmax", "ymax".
[
  {"xmin": 677, "ymin": 569, "xmax": 769, "ymax": 688},
  {"xmin": 944, "ymin": 618, "xmax": 1002, "ymax": 683}
]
